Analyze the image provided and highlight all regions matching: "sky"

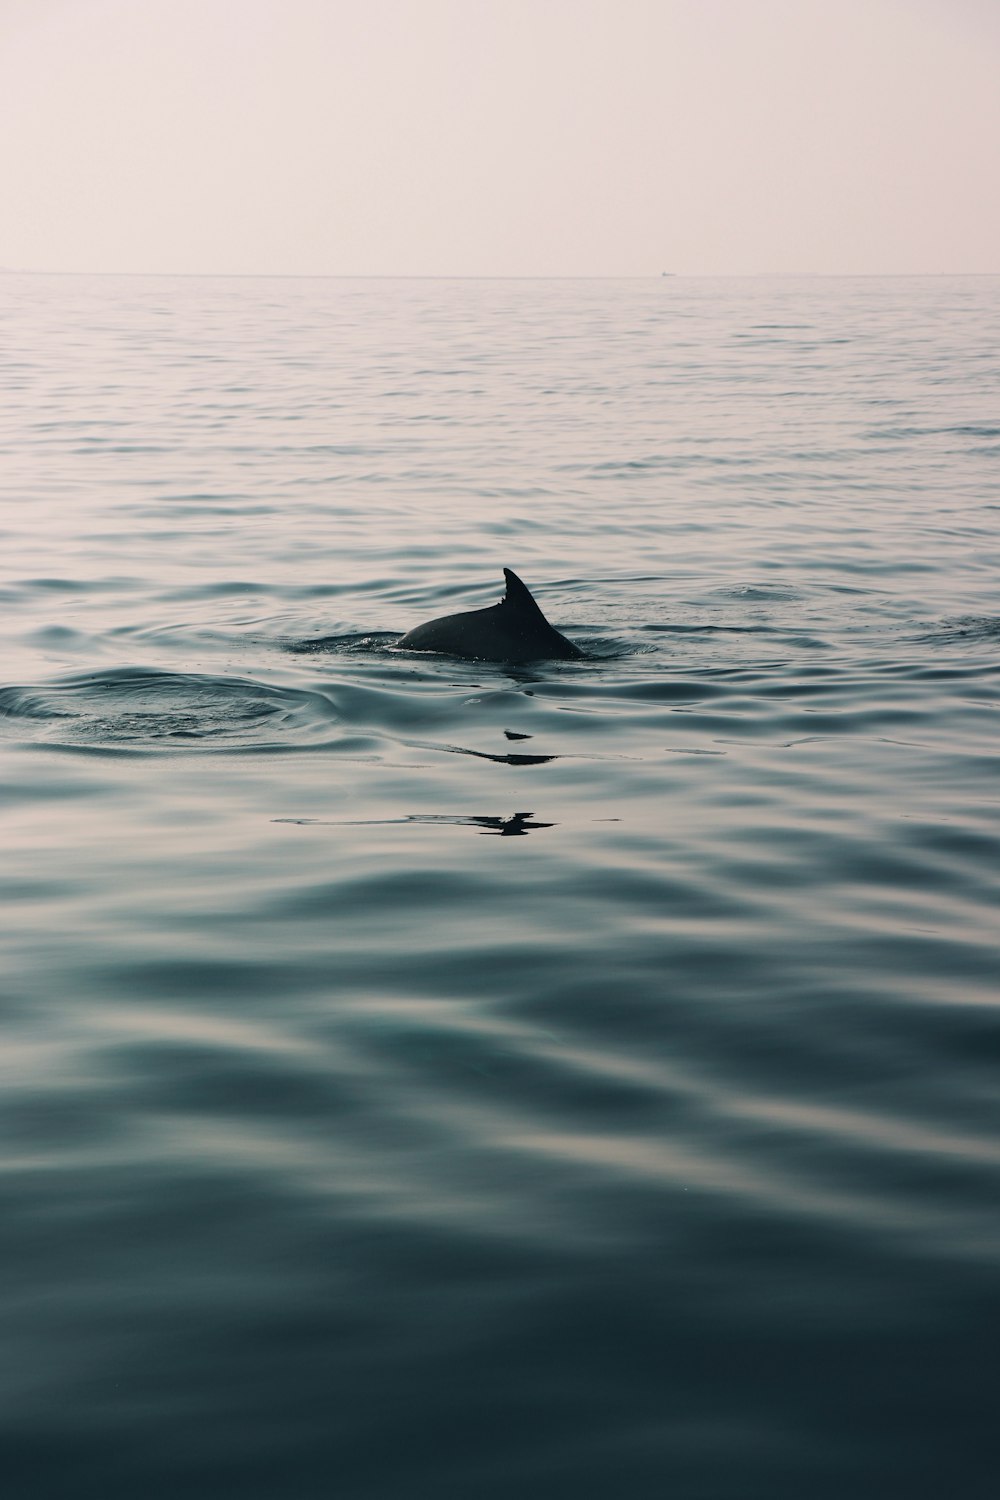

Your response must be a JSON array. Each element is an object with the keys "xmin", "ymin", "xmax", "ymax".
[{"xmin": 1, "ymin": 0, "xmax": 998, "ymax": 276}]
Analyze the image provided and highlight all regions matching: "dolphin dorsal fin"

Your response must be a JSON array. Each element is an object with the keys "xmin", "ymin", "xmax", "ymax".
[{"xmin": 502, "ymin": 568, "xmax": 545, "ymax": 618}]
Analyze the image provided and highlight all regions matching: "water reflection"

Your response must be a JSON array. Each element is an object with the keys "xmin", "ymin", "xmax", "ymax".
[
  {"xmin": 458, "ymin": 747, "xmax": 557, "ymax": 766},
  {"xmin": 273, "ymin": 811, "xmax": 555, "ymax": 836},
  {"xmin": 465, "ymin": 811, "xmax": 553, "ymax": 837}
]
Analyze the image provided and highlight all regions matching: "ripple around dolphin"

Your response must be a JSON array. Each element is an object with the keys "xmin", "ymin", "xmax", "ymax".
[
  {"xmin": 284, "ymin": 617, "xmax": 641, "ymax": 663},
  {"xmin": 0, "ymin": 668, "xmax": 342, "ymax": 753},
  {"xmin": 915, "ymin": 615, "xmax": 1000, "ymax": 646},
  {"xmin": 0, "ymin": 667, "xmax": 570, "ymax": 764},
  {"xmin": 287, "ymin": 631, "xmax": 403, "ymax": 656}
]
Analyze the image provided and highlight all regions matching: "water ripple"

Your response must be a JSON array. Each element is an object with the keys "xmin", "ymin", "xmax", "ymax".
[{"xmin": 2, "ymin": 272, "xmax": 999, "ymax": 1497}]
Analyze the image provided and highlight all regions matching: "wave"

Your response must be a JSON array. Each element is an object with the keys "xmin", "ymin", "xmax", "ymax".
[
  {"xmin": 916, "ymin": 615, "xmax": 1000, "ymax": 646},
  {"xmin": 0, "ymin": 668, "xmax": 340, "ymax": 753}
]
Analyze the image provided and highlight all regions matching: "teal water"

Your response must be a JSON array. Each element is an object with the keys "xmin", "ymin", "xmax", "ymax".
[{"xmin": 2, "ymin": 274, "xmax": 999, "ymax": 1497}]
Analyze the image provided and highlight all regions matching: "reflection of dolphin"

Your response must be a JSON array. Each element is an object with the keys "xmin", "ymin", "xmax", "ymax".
[
  {"xmin": 467, "ymin": 812, "xmax": 553, "ymax": 836},
  {"xmin": 273, "ymin": 811, "xmax": 555, "ymax": 836},
  {"xmin": 398, "ymin": 568, "xmax": 583, "ymax": 663}
]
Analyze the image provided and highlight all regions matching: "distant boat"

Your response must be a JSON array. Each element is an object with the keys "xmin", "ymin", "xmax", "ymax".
[{"xmin": 661, "ymin": 271, "xmax": 674, "ymax": 277}]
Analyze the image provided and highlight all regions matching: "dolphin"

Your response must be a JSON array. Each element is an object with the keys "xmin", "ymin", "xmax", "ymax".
[{"xmin": 398, "ymin": 568, "xmax": 583, "ymax": 663}]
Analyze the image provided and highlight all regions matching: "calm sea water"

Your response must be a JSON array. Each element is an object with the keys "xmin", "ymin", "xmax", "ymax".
[{"xmin": 2, "ymin": 273, "xmax": 999, "ymax": 1497}]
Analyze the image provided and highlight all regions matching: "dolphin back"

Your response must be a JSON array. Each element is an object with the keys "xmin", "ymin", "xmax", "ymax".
[{"xmin": 399, "ymin": 568, "xmax": 582, "ymax": 662}]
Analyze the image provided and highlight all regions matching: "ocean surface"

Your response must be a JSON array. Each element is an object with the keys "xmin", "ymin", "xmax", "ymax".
[{"xmin": 1, "ymin": 273, "xmax": 998, "ymax": 1498}]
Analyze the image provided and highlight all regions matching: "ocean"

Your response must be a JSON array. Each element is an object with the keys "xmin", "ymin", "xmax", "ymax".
[{"xmin": 1, "ymin": 272, "xmax": 998, "ymax": 1497}]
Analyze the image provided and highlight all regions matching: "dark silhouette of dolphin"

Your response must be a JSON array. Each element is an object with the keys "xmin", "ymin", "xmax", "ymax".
[{"xmin": 398, "ymin": 568, "xmax": 583, "ymax": 663}]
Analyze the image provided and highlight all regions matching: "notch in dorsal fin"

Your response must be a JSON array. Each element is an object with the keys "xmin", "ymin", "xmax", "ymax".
[{"xmin": 502, "ymin": 568, "xmax": 545, "ymax": 617}]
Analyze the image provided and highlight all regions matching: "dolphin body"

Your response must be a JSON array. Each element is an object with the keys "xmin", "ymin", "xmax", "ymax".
[{"xmin": 398, "ymin": 568, "xmax": 583, "ymax": 663}]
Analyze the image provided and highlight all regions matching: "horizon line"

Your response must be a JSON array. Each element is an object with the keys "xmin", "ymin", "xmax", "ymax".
[{"xmin": 2, "ymin": 269, "xmax": 998, "ymax": 281}]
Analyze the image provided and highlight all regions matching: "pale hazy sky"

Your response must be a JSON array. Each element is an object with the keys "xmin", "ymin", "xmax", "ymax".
[{"xmin": 1, "ymin": 0, "xmax": 998, "ymax": 276}]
